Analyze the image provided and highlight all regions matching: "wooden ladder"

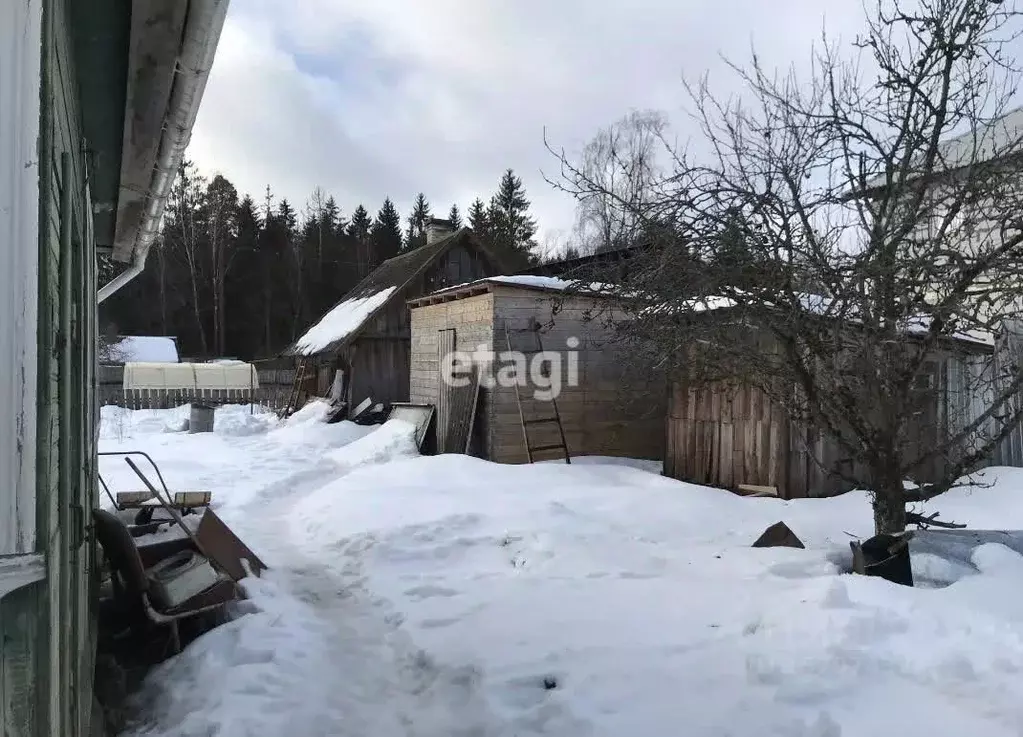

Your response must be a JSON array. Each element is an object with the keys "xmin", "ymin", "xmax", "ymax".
[
  {"xmin": 282, "ymin": 358, "xmax": 309, "ymax": 417},
  {"xmin": 503, "ymin": 321, "xmax": 570, "ymax": 464}
]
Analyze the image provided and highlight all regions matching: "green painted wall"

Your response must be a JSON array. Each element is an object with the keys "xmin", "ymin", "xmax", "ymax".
[{"xmin": 0, "ymin": 0, "xmax": 102, "ymax": 735}]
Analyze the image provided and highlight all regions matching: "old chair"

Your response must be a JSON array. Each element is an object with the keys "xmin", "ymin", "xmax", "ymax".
[{"xmin": 93, "ymin": 508, "xmax": 240, "ymax": 654}]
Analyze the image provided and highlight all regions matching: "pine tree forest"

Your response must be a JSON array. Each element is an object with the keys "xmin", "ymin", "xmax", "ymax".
[{"xmin": 100, "ymin": 162, "xmax": 543, "ymax": 361}]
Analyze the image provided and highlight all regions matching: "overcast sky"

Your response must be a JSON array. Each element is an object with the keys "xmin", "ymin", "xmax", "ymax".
[{"xmin": 188, "ymin": 0, "xmax": 865, "ymax": 249}]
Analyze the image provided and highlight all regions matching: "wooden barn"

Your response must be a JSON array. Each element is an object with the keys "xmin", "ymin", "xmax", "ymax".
[
  {"xmin": 285, "ymin": 221, "xmax": 512, "ymax": 415},
  {"xmin": 407, "ymin": 276, "xmax": 665, "ymax": 462}
]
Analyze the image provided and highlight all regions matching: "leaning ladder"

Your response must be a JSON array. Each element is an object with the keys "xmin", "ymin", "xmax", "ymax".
[
  {"xmin": 283, "ymin": 358, "xmax": 309, "ymax": 417},
  {"xmin": 503, "ymin": 322, "xmax": 570, "ymax": 464}
]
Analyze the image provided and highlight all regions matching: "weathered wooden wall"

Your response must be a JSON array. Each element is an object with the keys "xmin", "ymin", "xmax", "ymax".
[
  {"xmin": 665, "ymin": 355, "xmax": 966, "ymax": 499},
  {"xmin": 944, "ymin": 342, "xmax": 1023, "ymax": 469},
  {"xmin": 346, "ymin": 338, "xmax": 412, "ymax": 410},
  {"xmin": 410, "ymin": 293, "xmax": 495, "ymax": 452},
  {"xmin": 1, "ymin": 2, "xmax": 107, "ymax": 734},
  {"xmin": 0, "ymin": 0, "xmax": 45, "ymax": 700},
  {"xmin": 410, "ymin": 288, "xmax": 664, "ymax": 463},
  {"xmin": 488, "ymin": 288, "xmax": 665, "ymax": 464},
  {"xmin": 0, "ymin": 1, "xmax": 99, "ymax": 735},
  {"xmin": 40, "ymin": 0, "xmax": 98, "ymax": 732}
]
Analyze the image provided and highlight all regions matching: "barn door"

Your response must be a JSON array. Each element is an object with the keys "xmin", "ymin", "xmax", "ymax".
[{"xmin": 437, "ymin": 329, "xmax": 455, "ymax": 452}]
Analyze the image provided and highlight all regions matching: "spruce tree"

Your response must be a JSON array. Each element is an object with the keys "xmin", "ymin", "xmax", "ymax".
[
  {"xmin": 467, "ymin": 197, "xmax": 489, "ymax": 235},
  {"xmin": 448, "ymin": 204, "xmax": 462, "ymax": 230},
  {"xmin": 489, "ymin": 169, "xmax": 537, "ymax": 258},
  {"xmin": 348, "ymin": 204, "xmax": 373, "ymax": 278},
  {"xmin": 404, "ymin": 193, "xmax": 431, "ymax": 251},
  {"xmin": 371, "ymin": 198, "xmax": 403, "ymax": 264}
]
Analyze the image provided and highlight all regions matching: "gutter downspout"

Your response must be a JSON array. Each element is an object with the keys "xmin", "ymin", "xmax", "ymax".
[{"xmin": 97, "ymin": 0, "xmax": 230, "ymax": 304}]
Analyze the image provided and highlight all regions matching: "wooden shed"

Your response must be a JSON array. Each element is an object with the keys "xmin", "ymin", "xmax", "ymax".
[
  {"xmin": 408, "ymin": 276, "xmax": 665, "ymax": 463},
  {"xmin": 285, "ymin": 223, "xmax": 511, "ymax": 415},
  {"xmin": 665, "ymin": 337, "xmax": 999, "ymax": 500}
]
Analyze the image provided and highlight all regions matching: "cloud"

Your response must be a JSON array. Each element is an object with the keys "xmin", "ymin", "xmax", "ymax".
[{"xmin": 189, "ymin": 0, "xmax": 865, "ymax": 247}]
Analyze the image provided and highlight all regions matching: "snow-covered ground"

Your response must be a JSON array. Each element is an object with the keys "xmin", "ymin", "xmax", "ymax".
[{"xmin": 100, "ymin": 403, "xmax": 1023, "ymax": 737}]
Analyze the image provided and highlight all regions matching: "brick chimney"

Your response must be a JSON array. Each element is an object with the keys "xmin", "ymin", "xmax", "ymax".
[{"xmin": 425, "ymin": 217, "xmax": 456, "ymax": 244}]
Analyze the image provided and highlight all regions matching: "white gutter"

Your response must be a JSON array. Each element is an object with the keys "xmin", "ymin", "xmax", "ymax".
[{"xmin": 98, "ymin": 0, "xmax": 229, "ymax": 304}]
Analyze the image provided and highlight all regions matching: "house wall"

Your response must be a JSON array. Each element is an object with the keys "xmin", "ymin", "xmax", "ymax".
[
  {"xmin": 0, "ymin": 1, "xmax": 43, "ymax": 557},
  {"xmin": 421, "ymin": 243, "xmax": 496, "ymax": 294},
  {"xmin": 0, "ymin": 3, "xmax": 45, "ymax": 737},
  {"xmin": 0, "ymin": 1, "xmax": 98, "ymax": 735},
  {"xmin": 345, "ymin": 338, "xmax": 412, "ymax": 410},
  {"xmin": 944, "ymin": 344, "xmax": 1023, "ymax": 469}
]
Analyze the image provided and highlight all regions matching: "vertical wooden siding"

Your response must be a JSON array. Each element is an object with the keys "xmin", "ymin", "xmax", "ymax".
[
  {"xmin": 0, "ymin": 0, "xmax": 45, "ymax": 731},
  {"xmin": 666, "ymin": 356, "xmax": 964, "ymax": 499},
  {"xmin": 28, "ymin": 0, "xmax": 96, "ymax": 734},
  {"xmin": 0, "ymin": 0, "xmax": 42, "ymax": 558},
  {"xmin": 666, "ymin": 382, "xmax": 787, "ymax": 493}
]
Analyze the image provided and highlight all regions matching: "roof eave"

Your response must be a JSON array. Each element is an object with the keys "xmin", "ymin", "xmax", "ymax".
[{"xmin": 98, "ymin": 0, "xmax": 230, "ymax": 302}]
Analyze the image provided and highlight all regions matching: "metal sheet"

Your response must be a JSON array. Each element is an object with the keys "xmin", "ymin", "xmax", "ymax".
[{"xmin": 388, "ymin": 403, "xmax": 435, "ymax": 450}]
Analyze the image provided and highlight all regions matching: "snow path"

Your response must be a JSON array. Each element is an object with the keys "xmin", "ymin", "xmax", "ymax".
[
  {"xmin": 108, "ymin": 406, "xmax": 511, "ymax": 737},
  {"xmin": 103, "ymin": 405, "xmax": 1023, "ymax": 737}
]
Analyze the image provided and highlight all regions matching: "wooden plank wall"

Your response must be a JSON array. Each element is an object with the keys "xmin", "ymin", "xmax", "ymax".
[
  {"xmin": 666, "ymin": 359, "xmax": 955, "ymax": 499},
  {"xmin": 0, "ymin": 2, "xmax": 104, "ymax": 735},
  {"xmin": 410, "ymin": 293, "xmax": 495, "ymax": 451},
  {"xmin": 442, "ymin": 364, "xmax": 480, "ymax": 454},
  {"xmin": 436, "ymin": 329, "xmax": 455, "ymax": 446},
  {"xmin": 488, "ymin": 288, "xmax": 665, "ymax": 464},
  {"xmin": 666, "ymin": 382, "xmax": 787, "ymax": 493},
  {"xmin": 347, "ymin": 338, "xmax": 411, "ymax": 412},
  {"xmin": 36, "ymin": 1, "xmax": 91, "ymax": 734},
  {"xmin": 0, "ymin": 2, "xmax": 45, "ymax": 728}
]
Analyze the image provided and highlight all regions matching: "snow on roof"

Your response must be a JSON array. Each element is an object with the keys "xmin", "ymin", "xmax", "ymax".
[
  {"xmin": 412, "ymin": 275, "xmax": 618, "ymax": 305},
  {"xmin": 287, "ymin": 228, "xmax": 518, "ymax": 357},
  {"xmin": 487, "ymin": 275, "xmax": 590, "ymax": 291},
  {"xmin": 292, "ymin": 287, "xmax": 397, "ymax": 357},
  {"xmin": 107, "ymin": 336, "xmax": 179, "ymax": 363},
  {"xmin": 650, "ymin": 292, "xmax": 995, "ymax": 346}
]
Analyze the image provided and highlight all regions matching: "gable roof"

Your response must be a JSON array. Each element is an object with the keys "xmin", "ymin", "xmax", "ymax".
[{"xmin": 286, "ymin": 228, "xmax": 512, "ymax": 357}]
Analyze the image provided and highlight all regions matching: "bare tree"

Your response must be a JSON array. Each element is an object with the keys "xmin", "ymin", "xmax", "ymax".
[
  {"xmin": 549, "ymin": 110, "xmax": 667, "ymax": 254},
  {"xmin": 206, "ymin": 174, "xmax": 239, "ymax": 357},
  {"xmin": 554, "ymin": 0, "xmax": 1023, "ymax": 534},
  {"xmin": 164, "ymin": 162, "xmax": 209, "ymax": 357}
]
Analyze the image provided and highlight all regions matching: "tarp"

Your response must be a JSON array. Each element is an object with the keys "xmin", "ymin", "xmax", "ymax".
[{"xmin": 123, "ymin": 362, "xmax": 259, "ymax": 392}]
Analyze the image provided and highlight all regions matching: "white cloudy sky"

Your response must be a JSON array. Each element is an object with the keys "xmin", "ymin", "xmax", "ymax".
[{"xmin": 188, "ymin": 0, "xmax": 865, "ymax": 247}]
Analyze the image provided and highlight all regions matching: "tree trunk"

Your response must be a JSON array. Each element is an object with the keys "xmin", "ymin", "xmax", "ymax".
[{"xmin": 872, "ymin": 486, "xmax": 907, "ymax": 535}]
